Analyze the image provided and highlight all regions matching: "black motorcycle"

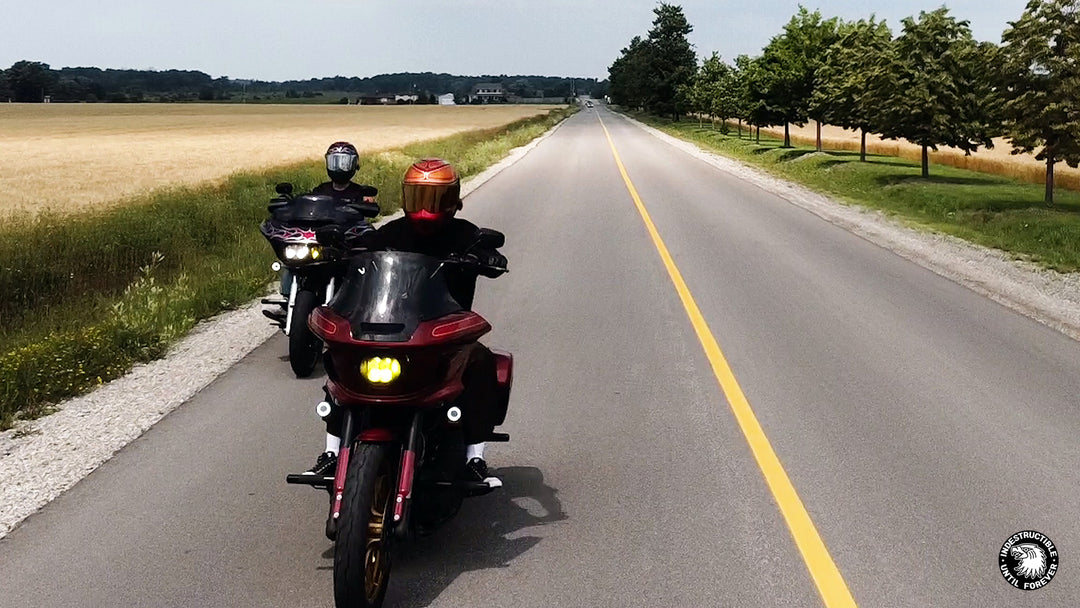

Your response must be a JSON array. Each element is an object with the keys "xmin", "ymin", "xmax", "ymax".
[{"xmin": 260, "ymin": 183, "xmax": 379, "ymax": 377}]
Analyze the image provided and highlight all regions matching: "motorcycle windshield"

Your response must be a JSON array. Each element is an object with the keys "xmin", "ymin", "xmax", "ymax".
[
  {"xmin": 271, "ymin": 194, "xmax": 364, "ymax": 226},
  {"xmin": 329, "ymin": 251, "xmax": 463, "ymax": 342}
]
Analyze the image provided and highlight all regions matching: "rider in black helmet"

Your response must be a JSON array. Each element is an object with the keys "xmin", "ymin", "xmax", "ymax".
[{"xmin": 313, "ymin": 141, "xmax": 378, "ymax": 203}]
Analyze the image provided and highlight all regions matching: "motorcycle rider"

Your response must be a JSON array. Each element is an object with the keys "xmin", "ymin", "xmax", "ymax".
[
  {"xmin": 280, "ymin": 142, "xmax": 378, "ymax": 298},
  {"xmin": 307, "ymin": 158, "xmax": 508, "ymax": 487},
  {"xmin": 313, "ymin": 141, "xmax": 378, "ymax": 203}
]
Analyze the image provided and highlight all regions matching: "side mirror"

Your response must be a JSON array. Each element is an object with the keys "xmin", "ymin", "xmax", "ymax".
[
  {"xmin": 275, "ymin": 182, "xmax": 294, "ymax": 195},
  {"xmin": 476, "ymin": 228, "xmax": 505, "ymax": 250}
]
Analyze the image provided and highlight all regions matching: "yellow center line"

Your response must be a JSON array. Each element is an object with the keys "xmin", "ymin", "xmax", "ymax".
[{"xmin": 597, "ymin": 114, "xmax": 857, "ymax": 608}]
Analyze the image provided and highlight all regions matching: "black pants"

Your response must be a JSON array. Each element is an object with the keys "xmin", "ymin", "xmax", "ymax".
[{"xmin": 323, "ymin": 343, "xmax": 500, "ymax": 445}]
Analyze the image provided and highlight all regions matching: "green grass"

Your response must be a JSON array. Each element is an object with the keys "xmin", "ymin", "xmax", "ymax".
[
  {"xmin": 0, "ymin": 106, "xmax": 576, "ymax": 429},
  {"xmin": 638, "ymin": 115, "xmax": 1080, "ymax": 273}
]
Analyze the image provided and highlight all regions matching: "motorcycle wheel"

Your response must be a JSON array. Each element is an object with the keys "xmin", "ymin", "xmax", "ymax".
[
  {"xmin": 334, "ymin": 443, "xmax": 394, "ymax": 608},
  {"xmin": 289, "ymin": 289, "xmax": 321, "ymax": 378}
]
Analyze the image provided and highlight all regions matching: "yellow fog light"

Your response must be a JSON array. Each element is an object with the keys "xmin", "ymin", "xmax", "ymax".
[
  {"xmin": 310, "ymin": 247, "xmax": 321, "ymax": 260},
  {"xmin": 361, "ymin": 357, "xmax": 401, "ymax": 384}
]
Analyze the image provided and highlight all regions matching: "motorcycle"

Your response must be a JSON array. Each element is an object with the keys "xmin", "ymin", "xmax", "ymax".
[
  {"xmin": 286, "ymin": 230, "xmax": 512, "ymax": 607},
  {"xmin": 260, "ymin": 183, "xmax": 379, "ymax": 377}
]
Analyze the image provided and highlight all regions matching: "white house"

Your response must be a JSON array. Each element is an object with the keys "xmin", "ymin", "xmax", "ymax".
[{"xmin": 437, "ymin": 93, "xmax": 455, "ymax": 105}]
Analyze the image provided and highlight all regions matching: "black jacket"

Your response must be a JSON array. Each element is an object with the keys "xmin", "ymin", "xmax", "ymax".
[
  {"xmin": 362, "ymin": 217, "xmax": 506, "ymax": 310},
  {"xmin": 312, "ymin": 181, "xmax": 378, "ymax": 202}
]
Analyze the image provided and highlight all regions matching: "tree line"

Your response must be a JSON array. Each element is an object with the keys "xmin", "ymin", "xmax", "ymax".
[
  {"xmin": 608, "ymin": 1, "xmax": 1080, "ymax": 203},
  {"xmin": 0, "ymin": 62, "xmax": 605, "ymax": 104}
]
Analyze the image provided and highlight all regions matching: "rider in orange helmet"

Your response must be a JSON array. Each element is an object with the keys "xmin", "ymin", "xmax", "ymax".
[{"xmin": 309, "ymin": 158, "xmax": 508, "ymax": 487}]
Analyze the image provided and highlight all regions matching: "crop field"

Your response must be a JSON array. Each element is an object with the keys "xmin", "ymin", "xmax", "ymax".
[
  {"xmin": 760, "ymin": 121, "xmax": 1080, "ymax": 190},
  {"xmin": 0, "ymin": 103, "xmax": 553, "ymax": 216}
]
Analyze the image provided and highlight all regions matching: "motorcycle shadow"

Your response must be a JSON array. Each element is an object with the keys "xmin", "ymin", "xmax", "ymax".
[{"xmin": 384, "ymin": 465, "xmax": 565, "ymax": 607}]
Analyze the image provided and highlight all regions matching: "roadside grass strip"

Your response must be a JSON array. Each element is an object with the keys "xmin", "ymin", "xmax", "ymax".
[
  {"xmin": 0, "ymin": 107, "xmax": 574, "ymax": 429},
  {"xmin": 637, "ymin": 115, "xmax": 1080, "ymax": 274},
  {"xmin": 598, "ymin": 114, "xmax": 858, "ymax": 608}
]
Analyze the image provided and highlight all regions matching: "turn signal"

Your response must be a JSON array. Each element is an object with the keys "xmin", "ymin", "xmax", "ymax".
[{"xmin": 361, "ymin": 357, "xmax": 401, "ymax": 384}]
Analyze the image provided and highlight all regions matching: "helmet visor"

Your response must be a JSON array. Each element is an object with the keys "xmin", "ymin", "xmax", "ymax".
[
  {"xmin": 402, "ymin": 183, "xmax": 451, "ymax": 213},
  {"xmin": 326, "ymin": 153, "xmax": 358, "ymax": 173}
]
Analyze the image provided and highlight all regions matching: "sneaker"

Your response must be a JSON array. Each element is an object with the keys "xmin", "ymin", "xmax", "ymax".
[
  {"xmin": 464, "ymin": 457, "xmax": 502, "ymax": 488},
  {"xmin": 305, "ymin": 451, "xmax": 337, "ymax": 476}
]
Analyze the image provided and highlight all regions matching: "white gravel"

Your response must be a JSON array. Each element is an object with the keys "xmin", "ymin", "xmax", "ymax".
[
  {"xmin": 627, "ymin": 115, "xmax": 1080, "ymax": 342},
  {"xmin": 0, "ymin": 115, "xmax": 567, "ymax": 540}
]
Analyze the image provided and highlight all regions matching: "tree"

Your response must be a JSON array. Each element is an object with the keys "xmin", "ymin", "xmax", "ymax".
[
  {"xmin": 871, "ymin": 8, "xmax": 998, "ymax": 177},
  {"xmin": 811, "ymin": 17, "xmax": 893, "ymax": 161},
  {"xmin": 712, "ymin": 60, "xmax": 743, "ymax": 134},
  {"xmin": 999, "ymin": 0, "xmax": 1080, "ymax": 204},
  {"xmin": 740, "ymin": 54, "xmax": 785, "ymax": 142},
  {"xmin": 608, "ymin": 36, "xmax": 652, "ymax": 109},
  {"xmin": 755, "ymin": 7, "xmax": 841, "ymax": 148},
  {"xmin": 5, "ymin": 61, "xmax": 58, "ymax": 102},
  {"xmin": 644, "ymin": 3, "xmax": 697, "ymax": 120},
  {"xmin": 687, "ymin": 53, "xmax": 731, "ymax": 128}
]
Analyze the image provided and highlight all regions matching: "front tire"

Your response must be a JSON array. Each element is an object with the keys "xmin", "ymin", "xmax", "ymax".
[
  {"xmin": 289, "ymin": 289, "xmax": 321, "ymax": 377},
  {"xmin": 334, "ymin": 443, "xmax": 394, "ymax": 608}
]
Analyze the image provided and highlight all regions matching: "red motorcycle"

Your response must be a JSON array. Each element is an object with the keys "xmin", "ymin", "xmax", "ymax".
[{"xmin": 287, "ymin": 233, "xmax": 512, "ymax": 608}]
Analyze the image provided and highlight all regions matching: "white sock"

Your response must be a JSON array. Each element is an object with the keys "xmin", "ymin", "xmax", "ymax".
[
  {"xmin": 466, "ymin": 442, "xmax": 485, "ymax": 462},
  {"xmin": 325, "ymin": 434, "xmax": 341, "ymax": 456}
]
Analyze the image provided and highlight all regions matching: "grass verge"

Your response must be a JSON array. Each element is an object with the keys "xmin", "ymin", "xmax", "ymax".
[
  {"xmin": 0, "ymin": 105, "xmax": 576, "ymax": 429},
  {"xmin": 636, "ymin": 114, "xmax": 1080, "ymax": 272}
]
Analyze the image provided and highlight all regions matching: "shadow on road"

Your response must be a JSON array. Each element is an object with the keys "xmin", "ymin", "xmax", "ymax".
[{"xmin": 347, "ymin": 465, "xmax": 565, "ymax": 607}]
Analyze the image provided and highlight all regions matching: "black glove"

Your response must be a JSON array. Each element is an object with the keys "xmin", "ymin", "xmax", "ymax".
[{"xmin": 483, "ymin": 252, "xmax": 508, "ymax": 270}]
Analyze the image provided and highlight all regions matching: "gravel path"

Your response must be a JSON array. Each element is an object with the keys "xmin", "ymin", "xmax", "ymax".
[{"xmin": 0, "ymin": 118, "xmax": 566, "ymax": 539}]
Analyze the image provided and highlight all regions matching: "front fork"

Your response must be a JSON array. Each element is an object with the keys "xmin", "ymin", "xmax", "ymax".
[
  {"xmin": 330, "ymin": 408, "xmax": 421, "ymax": 537},
  {"xmin": 283, "ymin": 276, "xmax": 334, "ymax": 336},
  {"xmin": 283, "ymin": 276, "xmax": 299, "ymax": 336}
]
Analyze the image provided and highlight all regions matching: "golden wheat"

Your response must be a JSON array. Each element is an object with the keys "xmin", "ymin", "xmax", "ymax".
[
  {"xmin": 759, "ymin": 122, "xmax": 1079, "ymax": 189},
  {"xmin": 0, "ymin": 104, "xmax": 553, "ymax": 215}
]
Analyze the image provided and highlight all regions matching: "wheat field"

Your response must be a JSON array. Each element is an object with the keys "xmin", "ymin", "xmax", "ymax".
[
  {"xmin": 759, "ymin": 122, "xmax": 1080, "ymax": 189},
  {"xmin": 0, "ymin": 103, "xmax": 554, "ymax": 215}
]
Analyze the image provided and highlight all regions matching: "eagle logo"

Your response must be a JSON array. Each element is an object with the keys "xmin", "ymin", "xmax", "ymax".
[{"xmin": 1011, "ymin": 543, "xmax": 1048, "ymax": 579}]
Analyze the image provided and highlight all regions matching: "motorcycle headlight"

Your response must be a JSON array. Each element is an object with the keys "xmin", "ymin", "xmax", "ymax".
[
  {"xmin": 361, "ymin": 357, "xmax": 401, "ymax": 384},
  {"xmin": 284, "ymin": 244, "xmax": 311, "ymax": 260}
]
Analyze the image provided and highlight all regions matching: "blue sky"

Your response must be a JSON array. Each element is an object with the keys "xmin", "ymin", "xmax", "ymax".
[{"xmin": 1, "ymin": 0, "xmax": 1028, "ymax": 80}]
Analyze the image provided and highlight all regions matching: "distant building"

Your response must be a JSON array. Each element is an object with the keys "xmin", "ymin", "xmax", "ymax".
[
  {"xmin": 394, "ymin": 94, "xmax": 419, "ymax": 104},
  {"xmin": 438, "ymin": 93, "xmax": 455, "ymax": 105},
  {"xmin": 469, "ymin": 83, "xmax": 506, "ymax": 103},
  {"xmin": 356, "ymin": 95, "xmax": 393, "ymax": 105}
]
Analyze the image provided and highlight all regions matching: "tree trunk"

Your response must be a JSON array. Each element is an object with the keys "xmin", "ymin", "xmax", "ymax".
[
  {"xmin": 756, "ymin": 126, "xmax": 760, "ymax": 143},
  {"xmin": 921, "ymin": 145, "xmax": 929, "ymax": 178},
  {"xmin": 816, "ymin": 120, "xmax": 822, "ymax": 152},
  {"xmin": 1046, "ymin": 154, "xmax": 1056, "ymax": 205},
  {"xmin": 738, "ymin": 118, "xmax": 743, "ymax": 139},
  {"xmin": 860, "ymin": 129, "xmax": 867, "ymax": 162},
  {"xmin": 784, "ymin": 123, "xmax": 791, "ymax": 148},
  {"xmin": 698, "ymin": 113, "xmax": 702, "ymax": 128}
]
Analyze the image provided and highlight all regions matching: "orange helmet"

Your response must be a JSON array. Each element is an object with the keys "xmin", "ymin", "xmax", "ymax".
[{"xmin": 402, "ymin": 158, "xmax": 461, "ymax": 222}]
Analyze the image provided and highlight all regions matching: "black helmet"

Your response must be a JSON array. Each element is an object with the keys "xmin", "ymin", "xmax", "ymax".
[{"xmin": 325, "ymin": 141, "xmax": 359, "ymax": 184}]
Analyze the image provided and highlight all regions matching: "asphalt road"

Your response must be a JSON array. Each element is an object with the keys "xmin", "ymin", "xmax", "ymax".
[{"xmin": 3, "ymin": 106, "xmax": 1080, "ymax": 607}]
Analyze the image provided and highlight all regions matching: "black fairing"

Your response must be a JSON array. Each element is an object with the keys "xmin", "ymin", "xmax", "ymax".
[{"xmin": 329, "ymin": 251, "xmax": 463, "ymax": 342}]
